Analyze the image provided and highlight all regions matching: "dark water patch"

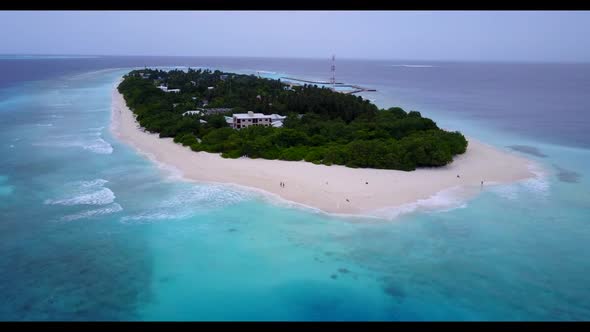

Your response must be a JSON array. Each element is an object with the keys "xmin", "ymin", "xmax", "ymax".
[
  {"xmin": 227, "ymin": 228, "xmax": 237, "ymax": 232},
  {"xmin": 331, "ymin": 274, "xmax": 338, "ymax": 280},
  {"xmin": 272, "ymin": 280, "xmax": 376, "ymax": 320},
  {"xmin": 553, "ymin": 164, "xmax": 581, "ymax": 183},
  {"xmin": 380, "ymin": 277, "xmax": 406, "ymax": 301},
  {"xmin": 0, "ymin": 222, "xmax": 154, "ymax": 321},
  {"xmin": 338, "ymin": 268, "xmax": 350, "ymax": 274},
  {"xmin": 382, "ymin": 284, "xmax": 406, "ymax": 301},
  {"xmin": 507, "ymin": 145, "xmax": 548, "ymax": 158}
]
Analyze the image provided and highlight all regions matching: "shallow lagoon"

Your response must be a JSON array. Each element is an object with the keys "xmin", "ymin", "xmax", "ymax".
[{"xmin": 0, "ymin": 58, "xmax": 589, "ymax": 320}]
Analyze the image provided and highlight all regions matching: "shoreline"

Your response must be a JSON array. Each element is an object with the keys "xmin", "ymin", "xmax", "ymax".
[{"xmin": 110, "ymin": 82, "xmax": 537, "ymax": 218}]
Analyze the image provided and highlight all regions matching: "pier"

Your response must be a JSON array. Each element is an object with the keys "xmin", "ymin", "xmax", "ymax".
[{"xmin": 279, "ymin": 77, "xmax": 376, "ymax": 95}]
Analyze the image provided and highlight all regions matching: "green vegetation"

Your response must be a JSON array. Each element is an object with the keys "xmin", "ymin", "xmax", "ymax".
[{"xmin": 118, "ymin": 68, "xmax": 468, "ymax": 171}]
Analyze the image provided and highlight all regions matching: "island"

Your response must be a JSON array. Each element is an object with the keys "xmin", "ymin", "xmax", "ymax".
[
  {"xmin": 112, "ymin": 68, "xmax": 536, "ymax": 216},
  {"xmin": 117, "ymin": 68, "xmax": 470, "ymax": 170}
]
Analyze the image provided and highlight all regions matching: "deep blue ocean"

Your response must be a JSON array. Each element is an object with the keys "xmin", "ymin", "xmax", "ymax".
[{"xmin": 0, "ymin": 55, "xmax": 589, "ymax": 321}]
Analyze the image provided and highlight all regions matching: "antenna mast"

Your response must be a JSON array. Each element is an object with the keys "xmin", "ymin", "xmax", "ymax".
[{"xmin": 330, "ymin": 54, "xmax": 336, "ymax": 90}]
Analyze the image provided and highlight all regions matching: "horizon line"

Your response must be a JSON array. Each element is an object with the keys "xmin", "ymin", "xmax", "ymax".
[{"xmin": 1, "ymin": 53, "xmax": 589, "ymax": 65}]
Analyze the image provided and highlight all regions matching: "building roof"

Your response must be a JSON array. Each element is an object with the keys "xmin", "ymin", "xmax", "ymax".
[
  {"xmin": 233, "ymin": 113, "xmax": 272, "ymax": 119},
  {"xmin": 204, "ymin": 108, "xmax": 233, "ymax": 114},
  {"xmin": 269, "ymin": 114, "xmax": 287, "ymax": 120}
]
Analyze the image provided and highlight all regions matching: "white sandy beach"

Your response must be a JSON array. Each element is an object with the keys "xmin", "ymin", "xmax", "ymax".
[{"xmin": 111, "ymin": 87, "xmax": 536, "ymax": 216}]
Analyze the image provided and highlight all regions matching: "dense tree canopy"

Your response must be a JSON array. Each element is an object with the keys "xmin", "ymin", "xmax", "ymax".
[{"xmin": 118, "ymin": 68, "xmax": 468, "ymax": 171}]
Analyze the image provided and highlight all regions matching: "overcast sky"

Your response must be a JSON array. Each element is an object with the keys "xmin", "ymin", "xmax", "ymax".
[{"xmin": 1, "ymin": 11, "xmax": 589, "ymax": 62}]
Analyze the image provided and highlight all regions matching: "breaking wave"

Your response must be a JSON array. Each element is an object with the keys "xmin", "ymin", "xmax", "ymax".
[
  {"xmin": 367, "ymin": 186, "xmax": 472, "ymax": 220},
  {"xmin": 489, "ymin": 163, "xmax": 549, "ymax": 200},
  {"xmin": 60, "ymin": 203, "xmax": 123, "ymax": 222},
  {"xmin": 32, "ymin": 135, "xmax": 113, "ymax": 154},
  {"xmin": 33, "ymin": 138, "xmax": 113, "ymax": 154},
  {"xmin": 121, "ymin": 184, "xmax": 251, "ymax": 223},
  {"xmin": 45, "ymin": 179, "xmax": 116, "ymax": 206}
]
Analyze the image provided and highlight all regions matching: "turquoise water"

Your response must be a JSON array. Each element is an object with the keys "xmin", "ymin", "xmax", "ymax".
[{"xmin": 1, "ymin": 60, "xmax": 589, "ymax": 321}]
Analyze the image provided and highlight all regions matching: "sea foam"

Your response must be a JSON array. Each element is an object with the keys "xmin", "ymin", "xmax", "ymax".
[
  {"xmin": 33, "ymin": 136, "xmax": 113, "ymax": 154},
  {"xmin": 60, "ymin": 203, "xmax": 123, "ymax": 222},
  {"xmin": 120, "ymin": 184, "xmax": 251, "ymax": 223},
  {"xmin": 489, "ymin": 163, "xmax": 550, "ymax": 200},
  {"xmin": 368, "ymin": 186, "xmax": 472, "ymax": 220},
  {"xmin": 45, "ymin": 179, "xmax": 116, "ymax": 206}
]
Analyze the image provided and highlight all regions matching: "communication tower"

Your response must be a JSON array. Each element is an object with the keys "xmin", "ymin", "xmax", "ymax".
[{"xmin": 330, "ymin": 55, "xmax": 336, "ymax": 89}]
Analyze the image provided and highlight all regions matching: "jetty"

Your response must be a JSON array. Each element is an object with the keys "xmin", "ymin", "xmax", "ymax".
[{"xmin": 279, "ymin": 77, "xmax": 376, "ymax": 95}]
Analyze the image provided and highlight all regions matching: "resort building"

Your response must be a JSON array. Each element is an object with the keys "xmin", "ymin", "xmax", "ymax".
[
  {"xmin": 231, "ymin": 112, "xmax": 286, "ymax": 129},
  {"xmin": 182, "ymin": 110, "xmax": 202, "ymax": 116},
  {"xmin": 157, "ymin": 85, "xmax": 180, "ymax": 93},
  {"xmin": 205, "ymin": 108, "xmax": 233, "ymax": 115},
  {"xmin": 269, "ymin": 114, "xmax": 287, "ymax": 128},
  {"xmin": 183, "ymin": 108, "xmax": 232, "ymax": 116},
  {"xmin": 231, "ymin": 111, "xmax": 272, "ymax": 129},
  {"xmin": 225, "ymin": 116, "xmax": 233, "ymax": 126}
]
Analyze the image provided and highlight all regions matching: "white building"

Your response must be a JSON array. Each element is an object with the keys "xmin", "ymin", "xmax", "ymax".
[
  {"xmin": 269, "ymin": 114, "xmax": 287, "ymax": 122},
  {"xmin": 182, "ymin": 110, "xmax": 202, "ymax": 116},
  {"xmin": 157, "ymin": 85, "xmax": 180, "ymax": 93},
  {"xmin": 231, "ymin": 111, "xmax": 272, "ymax": 129},
  {"xmin": 231, "ymin": 112, "xmax": 286, "ymax": 129}
]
